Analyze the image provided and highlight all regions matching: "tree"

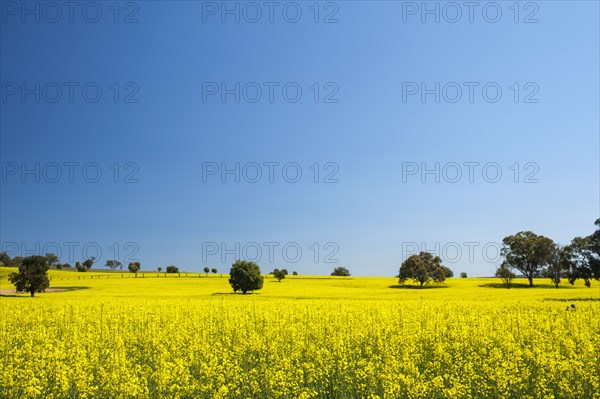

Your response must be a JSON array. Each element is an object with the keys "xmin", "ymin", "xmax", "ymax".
[
  {"xmin": 158, "ymin": 267, "xmax": 162, "ymax": 272},
  {"xmin": 398, "ymin": 251, "xmax": 448, "ymax": 288},
  {"xmin": 211, "ymin": 268, "xmax": 217, "ymax": 274},
  {"xmin": 8, "ymin": 255, "xmax": 50, "ymax": 297},
  {"xmin": 273, "ymin": 268, "xmax": 286, "ymax": 282},
  {"xmin": 292, "ymin": 271, "xmax": 298, "ymax": 275},
  {"xmin": 106, "ymin": 260, "xmax": 122, "ymax": 270},
  {"xmin": 203, "ymin": 266, "xmax": 210, "ymax": 276},
  {"xmin": 82, "ymin": 257, "xmax": 96, "ymax": 270},
  {"xmin": 229, "ymin": 260, "xmax": 264, "ymax": 294},
  {"xmin": 563, "ymin": 220, "xmax": 600, "ymax": 287},
  {"xmin": 460, "ymin": 272, "xmax": 468, "ymax": 278},
  {"xmin": 76, "ymin": 262, "xmax": 86, "ymax": 272},
  {"xmin": 0, "ymin": 252, "xmax": 11, "ymax": 266},
  {"xmin": 281, "ymin": 268, "xmax": 288, "ymax": 276},
  {"xmin": 166, "ymin": 265, "xmax": 179, "ymax": 273},
  {"xmin": 128, "ymin": 262, "xmax": 141, "ymax": 275},
  {"xmin": 63, "ymin": 263, "xmax": 72, "ymax": 268},
  {"xmin": 331, "ymin": 267, "xmax": 351, "ymax": 277},
  {"xmin": 45, "ymin": 253, "xmax": 59, "ymax": 267},
  {"xmin": 543, "ymin": 244, "xmax": 570, "ymax": 288},
  {"xmin": 495, "ymin": 264, "xmax": 516, "ymax": 288},
  {"xmin": 501, "ymin": 231, "xmax": 554, "ymax": 287},
  {"xmin": 12, "ymin": 256, "xmax": 23, "ymax": 267}
]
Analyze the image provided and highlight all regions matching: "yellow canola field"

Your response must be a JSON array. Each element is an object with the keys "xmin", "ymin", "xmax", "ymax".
[{"xmin": 0, "ymin": 269, "xmax": 599, "ymax": 399}]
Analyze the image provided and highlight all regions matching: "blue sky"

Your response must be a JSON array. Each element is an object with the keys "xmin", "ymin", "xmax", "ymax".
[{"xmin": 1, "ymin": 1, "xmax": 598, "ymax": 276}]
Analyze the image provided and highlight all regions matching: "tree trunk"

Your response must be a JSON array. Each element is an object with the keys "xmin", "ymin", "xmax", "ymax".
[
  {"xmin": 555, "ymin": 281, "xmax": 559, "ymax": 288},
  {"xmin": 30, "ymin": 290, "xmax": 34, "ymax": 297},
  {"xmin": 528, "ymin": 276, "xmax": 534, "ymax": 287},
  {"xmin": 420, "ymin": 281, "xmax": 424, "ymax": 289}
]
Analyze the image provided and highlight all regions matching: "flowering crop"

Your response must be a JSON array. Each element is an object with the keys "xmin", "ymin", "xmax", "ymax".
[{"xmin": 0, "ymin": 271, "xmax": 598, "ymax": 399}]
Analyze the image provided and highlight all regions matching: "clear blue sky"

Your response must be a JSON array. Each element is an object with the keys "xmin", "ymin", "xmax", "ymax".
[{"xmin": 1, "ymin": 1, "xmax": 598, "ymax": 276}]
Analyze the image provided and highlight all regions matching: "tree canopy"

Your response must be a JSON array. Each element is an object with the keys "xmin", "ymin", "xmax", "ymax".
[
  {"xmin": 8, "ymin": 255, "xmax": 51, "ymax": 297},
  {"xmin": 398, "ymin": 251, "xmax": 451, "ymax": 288},
  {"xmin": 229, "ymin": 260, "xmax": 263, "ymax": 294}
]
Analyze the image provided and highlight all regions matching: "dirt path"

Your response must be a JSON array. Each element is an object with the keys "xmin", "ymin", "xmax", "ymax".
[{"xmin": 0, "ymin": 288, "xmax": 74, "ymax": 296}]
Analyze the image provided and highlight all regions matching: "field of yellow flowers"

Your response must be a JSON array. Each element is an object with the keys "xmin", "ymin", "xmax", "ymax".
[{"xmin": 0, "ymin": 268, "xmax": 599, "ymax": 399}]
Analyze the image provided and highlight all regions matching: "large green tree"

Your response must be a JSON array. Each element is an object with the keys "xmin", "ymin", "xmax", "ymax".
[
  {"xmin": 564, "ymin": 219, "xmax": 600, "ymax": 287},
  {"xmin": 398, "ymin": 251, "xmax": 450, "ymax": 288},
  {"xmin": 543, "ymin": 244, "xmax": 570, "ymax": 288},
  {"xmin": 8, "ymin": 255, "xmax": 51, "ymax": 297},
  {"xmin": 229, "ymin": 260, "xmax": 263, "ymax": 294},
  {"xmin": 501, "ymin": 231, "xmax": 554, "ymax": 286}
]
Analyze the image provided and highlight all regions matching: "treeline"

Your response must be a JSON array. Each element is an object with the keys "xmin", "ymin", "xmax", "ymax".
[{"xmin": 495, "ymin": 218, "xmax": 600, "ymax": 288}]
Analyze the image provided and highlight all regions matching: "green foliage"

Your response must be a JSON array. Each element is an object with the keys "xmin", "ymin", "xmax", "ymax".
[
  {"xmin": 166, "ymin": 265, "xmax": 179, "ymax": 273},
  {"xmin": 8, "ymin": 255, "xmax": 50, "ymax": 297},
  {"xmin": 45, "ymin": 253, "xmax": 59, "ymax": 266},
  {"xmin": 211, "ymin": 268, "xmax": 217, "ymax": 274},
  {"xmin": 0, "ymin": 252, "xmax": 11, "ymax": 266},
  {"xmin": 501, "ymin": 231, "xmax": 554, "ymax": 286},
  {"xmin": 398, "ymin": 252, "xmax": 448, "ymax": 288},
  {"xmin": 495, "ymin": 265, "xmax": 516, "ymax": 288},
  {"xmin": 292, "ymin": 271, "xmax": 298, "ymax": 276},
  {"xmin": 128, "ymin": 262, "xmax": 141, "ymax": 274},
  {"xmin": 106, "ymin": 260, "xmax": 122, "ymax": 270},
  {"xmin": 564, "ymin": 219, "xmax": 600, "ymax": 287},
  {"xmin": 331, "ymin": 267, "xmax": 351, "ymax": 277},
  {"xmin": 229, "ymin": 260, "xmax": 264, "ymax": 294},
  {"xmin": 273, "ymin": 268, "xmax": 286, "ymax": 282},
  {"xmin": 542, "ymin": 245, "xmax": 570, "ymax": 288},
  {"xmin": 460, "ymin": 272, "xmax": 468, "ymax": 278},
  {"xmin": 157, "ymin": 267, "xmax": 162, "ymax": 272},
  {"xmin": 82, "ymin": 257, "xmax": 96, "ymax": 270},
  {"xmin": 76, "ymin": 262, "xmax": 86, "ymax": 272},
  {"xmin": 203, "ymin": 267, "xmax": 210, "ymax": 275}
]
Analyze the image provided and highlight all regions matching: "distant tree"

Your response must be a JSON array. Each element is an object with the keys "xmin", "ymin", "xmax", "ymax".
[
  {"xmin": 543, "ymin": 244, "xmax": 570, "ymax": 288},
  {"xmin": 63, "ymin": 263, "xmax": 72, "ymax": 268},
  {"xmin": 229, "ymin": 260, "xmax": 263, "ymax": 294},
  {"xmin": 166, "ymin": 265, "xmax": 179, "ymax": 273},
  {"xmin": 82, "ymin": 257, "xmax": 96, "ymax": 270},
  {"xmin": 0, "ymin": 252, "xmax": 11, "ymax": 266},
  {"xmin": 203, "ymin": 266, "xmax": 210, "ymax": 276},
  {"xmin": 76, "ymin": 262, "xmax": 86, "ymax": 272},
  {"xmin": 8, "ymin": 255, "xmax": 50, "ymax": 297},
  {"xmin": 460, "ymin": 272, "xmax": 468, "ymax": 278},
  {"xmin": 105, "ymin": 260, "xmax": 122, "ymax": 271},
  {"xmin": 211, "ymin": 268, "xmax": 217, "ymax": 274},
  {"xmin": 495, "ymin": 264, "xmax": 516, "ymax": 288},
  {"xmin": 128, "ymin": 262, "xmax": 141, "ymax": 275},
  {"xmin": 45, "ymin": 253, "xmax": 59, "ymax": 267},
  {"xmin": 55, "ymin": 263, "xmax": 63, "ymax": 270},
  {"xmin": 398, "ymin": 251, "xmax": 448, "ymax": 288},
  {"xmin": 564, "ymin": 220, "xmax": 600, "ymax": 287},
  {"xmin": 501, "ymin": 231, "xmax": 554, "ymax": 287},
  {"xmin": 331, "ymin": 267, "xmax": 351, "ymax": 277},
  {"xmin": 292, "ymin": 271, "xmax": 298, "ymax": 275},
  {"xmin": 157, "ymin": 267, "xmax": 162, "ymax": 272},
  {"xmin": 273, "ymin": 268, "xmax": 286, "ymax": 282},
  {"xmin": 281, "ymin": 268, "xmax": 289, "ymax": 276}
]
